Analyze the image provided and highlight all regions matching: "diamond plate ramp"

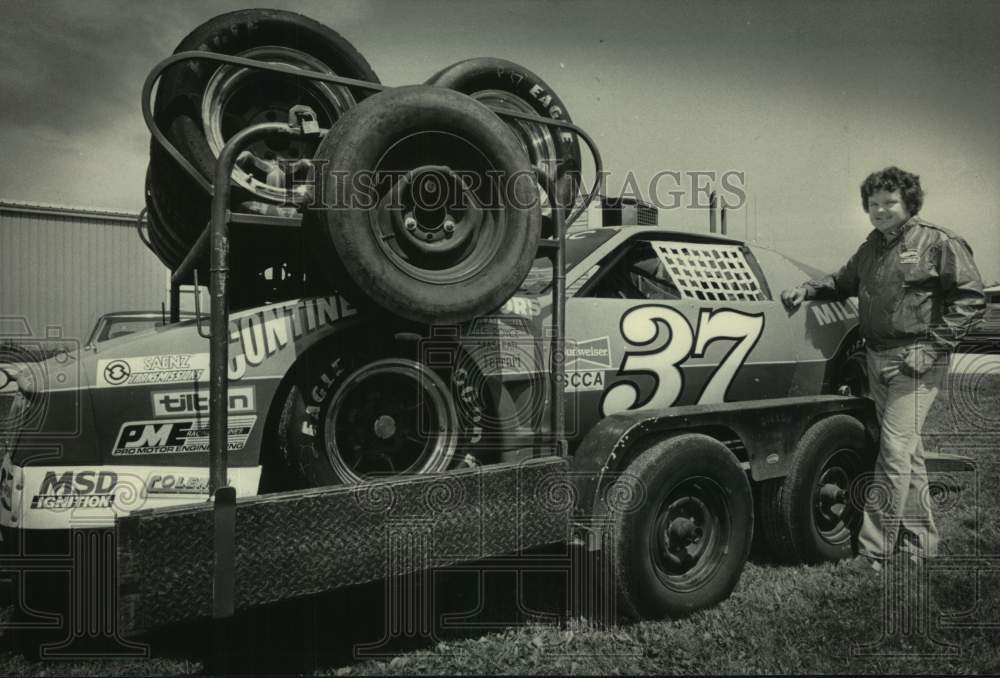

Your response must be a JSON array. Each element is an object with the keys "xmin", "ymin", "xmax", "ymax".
[{"xmin": 117, "ymin": 457, "xmax": 572, "ymax": 635}]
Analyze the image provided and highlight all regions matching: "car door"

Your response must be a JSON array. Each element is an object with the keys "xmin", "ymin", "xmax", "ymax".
[{"xmin": 563, "ymin": 235, "xmax": 800, "ymax": 442}]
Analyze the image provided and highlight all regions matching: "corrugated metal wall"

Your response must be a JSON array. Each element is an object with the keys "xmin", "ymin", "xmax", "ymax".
[{"xmin": 0, "ymin": 202, "xmax": 169, "ymax": 344}]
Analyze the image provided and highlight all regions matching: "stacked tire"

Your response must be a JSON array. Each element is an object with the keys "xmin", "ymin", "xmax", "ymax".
[
  {"xmin": 146, "ymin": 9, "xmax": 381, "ymax": 307},
  {"xmin": 144, "ymin": 9, "xmax": 581, "ymax": 317}
]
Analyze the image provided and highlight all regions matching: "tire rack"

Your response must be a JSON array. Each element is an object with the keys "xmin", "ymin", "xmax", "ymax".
[{"xmin": 139, "ymin": 50, "xmax": 604, "ymax": 660}]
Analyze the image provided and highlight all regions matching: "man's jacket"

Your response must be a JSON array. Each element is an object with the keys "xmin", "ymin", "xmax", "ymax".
[{"xmin": 805, "ymin": 216, "xmax": 985, "ymax": 352}]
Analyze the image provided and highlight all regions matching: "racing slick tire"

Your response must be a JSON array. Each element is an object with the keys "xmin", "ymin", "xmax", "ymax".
[
  {"xmin": 603, "ymin": 434, "xmax": 753, "ymax": 620},
  {"xmin": 757, "ymin": 415, "xmax": 872, "ymax": 564},
  {"xmin": 147, "ymin": 8, "xmax": 380, "ymax": 272},
  {"xmin": 305, "ymin": 85, "xmax": 541, "ymax": 324},
  {"xmin": 276, "ymin": 331, "xmax": 494, "ymax": 486},
  {"xmin": 426, "ymin": 57, "xmax": 582, "ymax": 237}
]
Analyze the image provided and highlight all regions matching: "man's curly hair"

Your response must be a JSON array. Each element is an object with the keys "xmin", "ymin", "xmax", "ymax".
[{"xmin": 860, "ymin": 166, "xmax": 923, "ymax": 216}]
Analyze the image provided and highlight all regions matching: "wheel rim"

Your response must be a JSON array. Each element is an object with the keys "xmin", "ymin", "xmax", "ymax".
[
  {"xmin": 648, "ymin": 477, "xmax": 730, "ymax": 592},
  {"xmin": 368, "ymin": 132, "xmax": 526, "ymax": 285},
  {"xmin": 812, "ymin": 449, "xmax": 857, "ymax": 546},
  {"xmin": 322, "ymin": 358, "xmax": 457, "ymax": 484},
  {"xmin": 470, "ymin": 90, "xmax": 556, "ymax": 215},
  {"xmin": 201, "ymin": 46, "xmax": 356, "ymax": 203}
]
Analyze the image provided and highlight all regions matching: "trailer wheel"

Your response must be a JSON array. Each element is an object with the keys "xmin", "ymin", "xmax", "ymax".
[
  {"xmin": 757, "ymin": 415, "xmax": 872, "ymax": 564},
  {"xmin": 305, "ymin": 85, "xmax": 541, "ymax": 323},
  {"xmin": 277, "ymin": 332, "xmax": 491, "ymax": 486},
  {"xmin": 604, "ymin": 434, "xmax": 753, "ymax": 620},
  {"xmin": 427, "ymin": 57, "xmax": 581, "ymax": 237}
]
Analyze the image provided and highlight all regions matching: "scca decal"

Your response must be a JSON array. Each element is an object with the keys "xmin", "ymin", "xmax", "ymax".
[
  {"xmin": 228, "ymin": 296, "xmax": 356, "ymax": 375},
  {"xmin": 602, "ymin": 306, "xmax": 765, "ymax": 416}
]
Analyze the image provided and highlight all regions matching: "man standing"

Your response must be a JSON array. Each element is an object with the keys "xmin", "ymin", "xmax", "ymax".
[{"xmin": 781, "ymin": 166, "xmax": 985, "ymax": 570}]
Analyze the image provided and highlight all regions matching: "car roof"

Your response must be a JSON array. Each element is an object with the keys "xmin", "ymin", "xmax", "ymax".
[
  {"xmin": 97, "ymin": 310, "xmax": 196, "ymax": 319},
  {"xmin": 605, "ymin": 225, "xmax": 746, "ymax": 246}
]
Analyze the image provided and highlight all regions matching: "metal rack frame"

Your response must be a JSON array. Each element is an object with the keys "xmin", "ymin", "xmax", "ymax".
[{"xmin": 142, "ymin": 50, "xmax": 604, "ymax": 495}]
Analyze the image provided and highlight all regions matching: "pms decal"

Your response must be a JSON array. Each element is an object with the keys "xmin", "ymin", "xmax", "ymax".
[
  {"xmin": 229, "ymin": 296, "xmax": 356, "ymax": 374},
  {"xmin": 152, "ymin": 386, "xmax": 255, "ymax": 417},
  {"xmin": 30, "ymin": 470, "xmax": 119, "ymax": 509},
  {"xmin": 810, "ymin": 299, "xmax": 859, "ymax": 327},
  {"xmin": 559, "ymin": 337, "xmax": 612, "ymax": 392},
  {"xmin": 99, "ymin": 354, "xmax": 208, "ymax": 387},
  {"xmin": 601, "ymin": 306, "xmax": 765, "ymax": 416},
  {"xmin": 111, "ymin": 415, "xmax": 257, "ymax": 456}
]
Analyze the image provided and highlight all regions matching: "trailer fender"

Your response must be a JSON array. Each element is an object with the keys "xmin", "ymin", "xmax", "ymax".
[{"xmin": 568, "ymin": 394, "xmax": 878, "ymax": 519}]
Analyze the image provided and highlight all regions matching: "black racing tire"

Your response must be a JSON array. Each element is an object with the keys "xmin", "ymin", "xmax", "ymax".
[
  {"xmin": 305, "ymin": 85, "xmax": 541, "ymax": 324},
  {"xmin": 277, "ymin": 331, "xmax": 494, "ymax": 486},
  {"xmin": 603, "ymin": 434, "xmax": 753, "ymax": 620},
  {"xmin": 154, "ymin": 8, "xmax": 379, "ymax": 202},
  {"xmin": 146, "ymin": 9, "xmax": 380, "ymax": 276},
  {"xmin": 756, "ymin": 415, "xmax": 872, "ymax": 564},
  {"xmin": 426, "ymin": 57, "xmax": 581, "ymax": 237}
]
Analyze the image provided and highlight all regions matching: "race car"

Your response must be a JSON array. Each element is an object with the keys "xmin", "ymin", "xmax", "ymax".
[{"xmin": 0, "ymin": 225, "xmax": 863, "ymax": 533}]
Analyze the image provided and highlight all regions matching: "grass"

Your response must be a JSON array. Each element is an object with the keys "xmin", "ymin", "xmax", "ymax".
[{"xmin": 1, "ymin": 376, "xmax": 998, "ymax": 675}]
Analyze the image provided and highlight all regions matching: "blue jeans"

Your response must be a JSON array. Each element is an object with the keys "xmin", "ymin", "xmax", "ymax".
[{"xmin": 857, "ymin": 345, "xmax": 947, "ymax": 561}]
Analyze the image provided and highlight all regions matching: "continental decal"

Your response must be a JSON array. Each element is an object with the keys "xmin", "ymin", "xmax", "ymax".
[
  {"xmin": 810, "ymin": 299, "xmax": 859, "ymax": 327},
  {"xmin": 229, "ymin": 296, "xmax": 356, "ymax": 374},
  {"xmin": 146, "ymin": 474, "xmax": 216, "ymax": 495},
  {"xmin": 111, "ymin": 415, "xmax": 257, "ymax": 456}
]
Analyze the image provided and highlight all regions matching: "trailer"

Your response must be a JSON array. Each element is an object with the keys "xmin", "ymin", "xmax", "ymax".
[{"xmin": 1, "ymin": 10, "xmax": 898, "ymax": 662}]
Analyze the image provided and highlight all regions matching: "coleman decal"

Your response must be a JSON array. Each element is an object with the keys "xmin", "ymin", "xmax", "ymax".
[
  {"xmin": 31, "ymin": 470, "xmax": 119, "ymax": 509},
  {"xmin": 152, "ymin": 386, "xmax": 255, "ymax": 418},
  {"xmin": 111, "ymin": 416, "xmax": 257, "ymax": 456},
  {"xmin": 146, "ymin": 474, "xmax": 215, "ymax": 495}
]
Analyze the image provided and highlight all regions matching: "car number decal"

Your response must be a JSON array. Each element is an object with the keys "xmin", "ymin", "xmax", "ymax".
[{"xmin": 601, "ymin": 306, "xmax": 765, "ymax": 416}]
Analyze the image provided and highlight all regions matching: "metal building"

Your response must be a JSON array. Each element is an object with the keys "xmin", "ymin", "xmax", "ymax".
[{"xmin": 0, "ymin": 201, "xmax": 170, "ymax": 345}]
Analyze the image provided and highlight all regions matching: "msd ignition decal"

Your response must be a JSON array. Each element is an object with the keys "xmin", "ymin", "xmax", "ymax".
[
  {"xmin": 558, "ymin": 337, "xmax": 612, "ymax": 392},
  {"xmin": 152, "ymin": 386, "xmax": 255, "ymax": 417},
  {"xmin": 228, "ymin": 296, "xmax": 356, "ymax": 377},
  {"xmin": 99, "ymin": 354, "xmax": 206, "ymax": 387},
  {"xmin": 112, "ymin": 416, "xmax": 257, "ymax": 456},
  {"xmin": 30, "ymin": 470, "xmax": 120, "ymax": 509},
  {"xmin": 602, "ymin": 306, "xmax": 765, "ymax": 416}
]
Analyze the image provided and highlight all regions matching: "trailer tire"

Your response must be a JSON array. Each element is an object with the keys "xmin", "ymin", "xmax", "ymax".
[
  {"xmin": 277, "ymin": 332, "xmax": 492, "ymax": 486},
  {"xmin": 305, "ymin": 85, "xmax": 541, "ymax": 324},
  {"xmin": 427, "ymin": 57, "xmax": 581, "ymax": 237},
  {"xmin": 603, "ymin": 434, "xmax": 753, "ymax": 620},
  {"xmin": 757, "ymin": 415, "xmax": 872, "ymax": 564}
]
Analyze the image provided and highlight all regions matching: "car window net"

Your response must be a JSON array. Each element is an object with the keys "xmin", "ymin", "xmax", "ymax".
[{"xmin": 651, "ymin": 242, "xmax": 767, "ymax": 302}]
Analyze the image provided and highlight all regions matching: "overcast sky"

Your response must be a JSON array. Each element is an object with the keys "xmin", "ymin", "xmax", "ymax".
[{"xmin": 1, "ymin": 0, "xmax": 997, "ymax": 280}]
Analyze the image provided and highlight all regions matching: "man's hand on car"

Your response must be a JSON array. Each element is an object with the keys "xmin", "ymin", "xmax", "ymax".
[{"xmin": 781, "ymin": 286, "xmax": 808, "ymax": 311}]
